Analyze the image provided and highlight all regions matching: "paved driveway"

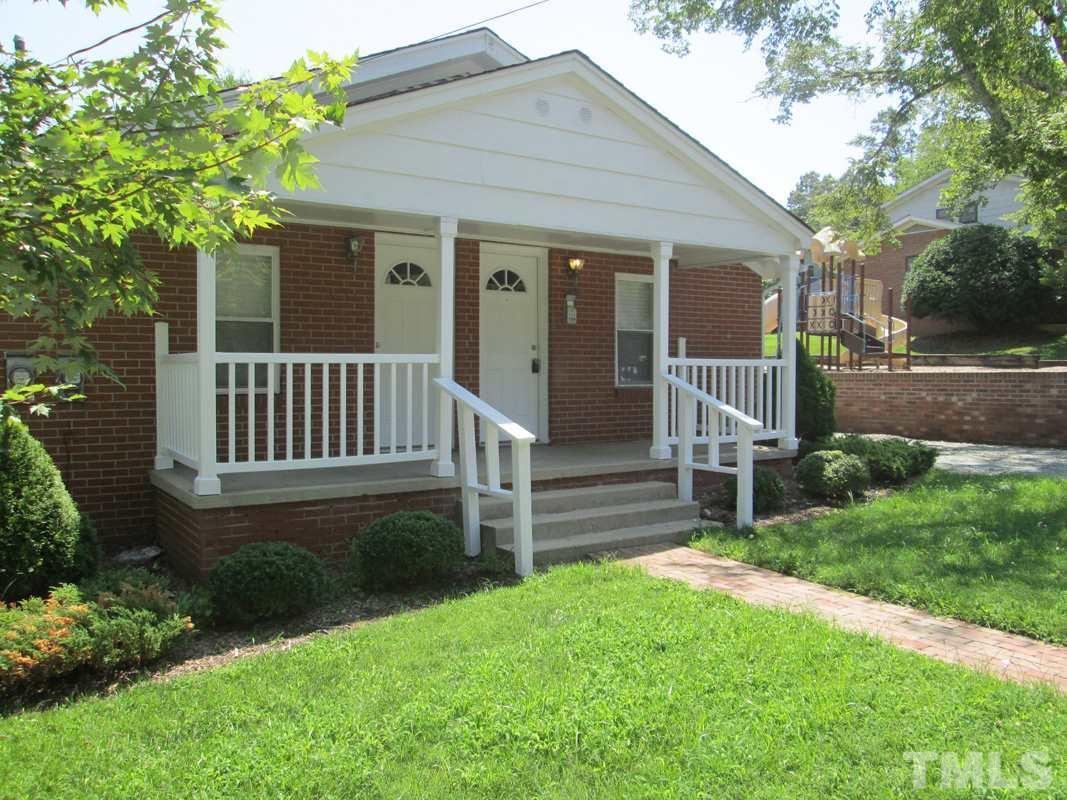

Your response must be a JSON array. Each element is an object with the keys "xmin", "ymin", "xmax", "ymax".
[{"xmin": 915, "ymin": 439, "xmax": 1067, "ymax": 478}]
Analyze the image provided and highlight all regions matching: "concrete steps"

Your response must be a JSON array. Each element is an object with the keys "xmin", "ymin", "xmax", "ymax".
[{"xmin": 470, "ymin": 481, "xmax": 703, "ymax": 567}]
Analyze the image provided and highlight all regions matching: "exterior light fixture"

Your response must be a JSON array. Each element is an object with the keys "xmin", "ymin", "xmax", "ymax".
[
  {"xmin": 565, "ymin": 257, "xmax": 584, "ymax": 325},
  {"xmin": 346, "ymin": 235, "xmax": 362, "ymax": 264}
]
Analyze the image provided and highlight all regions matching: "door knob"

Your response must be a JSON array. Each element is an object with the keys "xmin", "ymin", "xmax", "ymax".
[{"xmin": 531, "ymin": 358, "xmax": 541, "ymax": 374}]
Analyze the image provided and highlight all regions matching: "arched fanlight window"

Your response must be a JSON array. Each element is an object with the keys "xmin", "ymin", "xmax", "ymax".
[
  {"xmin": 485, "ymin": 268, "xmax": 526, "ymax": 292},
  {"xmin": 385, "ymin": 262, "xmax": 431, "ymax": 287}
]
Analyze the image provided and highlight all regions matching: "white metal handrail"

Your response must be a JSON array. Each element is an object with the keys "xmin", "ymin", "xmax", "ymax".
[
  {"xmin": 664, "ymin": 372, "xmax": 759, "ymax": 528},
  {"xmin": 436, "ymin": 377, "xmax": 535, "ymax": 577}
]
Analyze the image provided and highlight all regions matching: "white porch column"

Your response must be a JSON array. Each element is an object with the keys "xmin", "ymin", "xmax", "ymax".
[
  {"xmin": 778, "ymin": 252, "xmax": 801, "ymax": 450},
  {"xmin": 154, "ymin": 322, "xmax": 174, "ymax": 471},
  {"xmin": 193, "ymin": 250, "xmax": 221, "ymax": 495},
  {"xmin": 431, "ymin": 216, "xmax": 458, "ymax": 477},
  {"xmin": 649, "ymin": 241, "xmax": 673, "ymax": 459}
]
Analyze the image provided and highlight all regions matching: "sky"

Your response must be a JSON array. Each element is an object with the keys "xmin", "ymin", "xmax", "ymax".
[{"xmin": 4, "ymin": 0, "xmax": 886, "ymax": 204}]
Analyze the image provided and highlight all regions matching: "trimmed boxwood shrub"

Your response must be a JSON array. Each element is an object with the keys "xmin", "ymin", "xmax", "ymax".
[
  {"xmin": 795, "ymin": 450, "xmax": 870, "ymax": 501},
  {"xmin": 802, "ymin": 435, "xmax": 937, "ymax": 485},
  {"xmin": 208, "ymin": 542, "xmax": 327, "ymax": 624},
  {"xmin": 348, "ymin": 511, "xmax": 463, "ymax": 590},
  {"xmin": 721, "ymin": 467, "xmax": 786, "ymax": 515},
  {"xmin": 0, "ymin": 415, "xmax": 85, "ymax": 599},
  {"xmin": 796, "ymin": 342, "xmax": 836, "ymax": 442}
]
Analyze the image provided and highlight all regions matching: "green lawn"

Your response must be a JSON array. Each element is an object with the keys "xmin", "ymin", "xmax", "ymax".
[
  {"xmin": 765, "ymin": 329, "xmax": 1067, "ymax": 359},
  {"xmin": 694, "ymin": 471, "xmax": 1067, "ymax": 644},
  {"xmin": 910, "ymin": 330, "xmax": 1067, "ymax": 360},
  {"xmin": 2, "ymin": 564, "xmax": 1066, "ymax": 798}
]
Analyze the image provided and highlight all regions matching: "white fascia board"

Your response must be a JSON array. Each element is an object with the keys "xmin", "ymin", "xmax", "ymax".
[
  {"xmin": 882, "ymin": 169, "xmax": 953, "ymax": 212},
  {"xmin": 316, "ymin": 52, "xmax": 809, "ymax": 250},
  {"xmin": 889, "ymin": 215, "xmax": 960, "ymax": 233},
  {"xmin": 353, "ymin": 29, "xmax": 526, "ymax": 85}
]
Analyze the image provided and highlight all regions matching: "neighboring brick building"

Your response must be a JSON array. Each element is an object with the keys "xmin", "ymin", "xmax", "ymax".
[{"xmin": 875, "ymin": 169, "xmax": 1025, "ymax": 338}]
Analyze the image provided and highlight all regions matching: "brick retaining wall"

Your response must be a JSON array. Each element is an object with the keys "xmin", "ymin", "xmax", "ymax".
[{"xmin": 828, "ymin": 369, "xmax": 1067, "ymax": 447}]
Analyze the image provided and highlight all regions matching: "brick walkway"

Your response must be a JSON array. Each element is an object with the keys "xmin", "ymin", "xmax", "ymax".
[{"xmin": 619, "ymin": 545, "xmax": 1067, "ymax": 692}]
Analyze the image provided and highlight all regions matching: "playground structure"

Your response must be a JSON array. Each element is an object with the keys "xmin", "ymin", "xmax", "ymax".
[{"xmin": 763, "ymin": 228, "xmax": 911, "ymax": 370}]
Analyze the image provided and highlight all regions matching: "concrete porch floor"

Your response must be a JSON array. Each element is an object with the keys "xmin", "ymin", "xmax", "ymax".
[{"xmin": 151, "ymin": 440, "xmax": 795, "ymax": 510}]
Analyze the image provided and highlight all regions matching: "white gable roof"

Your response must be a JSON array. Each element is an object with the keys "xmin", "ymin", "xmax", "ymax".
[{"xmin": 280, "ymin": 47, "xmax": 810, "ymax": 259}]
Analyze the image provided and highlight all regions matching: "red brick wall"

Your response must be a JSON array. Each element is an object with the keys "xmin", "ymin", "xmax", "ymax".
[
  {"xmin": 547, "ymin": 249, "xmax": 761, "ymax": 444},
  {"xmin": 1, "ymin": 223, "xmax": 371, "ymax": 544},
  {"xmin": 3, "ymin": 224, "xmax": 763, "ymax": 546},
  {"xmin": 862, "ymin": 230, "xmax": 971, "ymax": 338},
  {"xmin": 829, "ymin": 369, "xmax": 1067, "ymax": 446}
]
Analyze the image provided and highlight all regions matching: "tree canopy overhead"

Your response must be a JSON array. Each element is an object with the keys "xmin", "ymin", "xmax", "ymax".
[
  {"xmin": 0, "ymin": 0, "xmax": 355, "ymax": 389},
  {"xmin": 630, "ymin": 0, "xmax": 1067, "ymax": 283}
]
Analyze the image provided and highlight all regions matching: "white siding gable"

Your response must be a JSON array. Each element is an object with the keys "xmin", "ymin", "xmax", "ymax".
[
  {"xmin": 283, "ymin": 68, "xmax": 801, "ymax": 255},
  {"xmin": 887, "ymin": 176, "xmax": 1024, "ymax": 228}
]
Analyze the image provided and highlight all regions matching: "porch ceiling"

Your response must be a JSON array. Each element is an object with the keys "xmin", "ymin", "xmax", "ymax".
[{"xmin": 282, "ymin": 200, "xmax": 776, "ymax": 268}]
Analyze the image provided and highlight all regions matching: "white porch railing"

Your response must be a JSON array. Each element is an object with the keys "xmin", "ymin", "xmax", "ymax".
[
  {"xmin": 156, "ymin": 347, "xmax": 201, "ymax": 470},
  {"xmin": 664, "ymin": 371, "xmax": 760, "ymax": 528},
  {"xmin": 436, "ymin": 377, "xmax": 535, "ymax": 577},
  {"xmin": 154, "ymin": 322, "xmax": 440, "ymax": 475},
  {"xmin": 212, "ymin": 352, "xmax": 439, "ymax": 473},
  {"xmin": 667, "ymin": 341, "xmax": 785, "ymax": 446}
]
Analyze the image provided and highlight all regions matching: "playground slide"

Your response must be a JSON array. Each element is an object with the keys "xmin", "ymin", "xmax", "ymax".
[
  {"xmin": 872, "ymin": 313, "xmax": 908, "ymax": 347},
  {"xmin": 763, "ymin": 293, "xmax": 779, "ymax": 334}
]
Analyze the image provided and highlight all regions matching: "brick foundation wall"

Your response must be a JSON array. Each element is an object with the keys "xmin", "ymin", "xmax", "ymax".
[
  {"xmin": 829, "ymin": 369, "xmax": 1067, "ymax": 447},
  {"xmin": 3, "ymin": 223, "xmax": 763, "ymax": 546},
  {"xmin": 157, "ymin": 455, "xmax": 793, "ymax": 578}
]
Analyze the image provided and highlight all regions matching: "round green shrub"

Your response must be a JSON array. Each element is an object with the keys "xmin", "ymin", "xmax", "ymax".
[
  {"xmin": 348, "ymin": 511, "xmax": 463, "ymax": 590},
  {"xmin": 0, "ymin": 415, "xmax": 83, "ymax": 599},
  {"xmin": 903, "ymin": 225, "xmax": 1047, "ymax": 329},
  {"xmin": 800, "ymin": 435, "xmax": 937, "ymax": 485},
  {"xmin": 795, "ymin": 450, "xmax": 870, "ymax": 501},
  {"xmin": 207, "ymin": 541, "xmax": 327, "ymax": 624},
  {"xmin": 796, "ymin": 342, "xmax": 836, "ymax": 442},
  {"xmin": 721, "ymin": 467, "xmax": 787, "ymax": 514}
]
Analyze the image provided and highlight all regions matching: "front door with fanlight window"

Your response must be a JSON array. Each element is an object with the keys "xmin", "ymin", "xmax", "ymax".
[
  {"xmin": 374, "ymin": 233, "xmax": 439, "ymax": 450},
  {"xmin": 479, "ymin": 242, "xmax": 547, "ymax": 441}
]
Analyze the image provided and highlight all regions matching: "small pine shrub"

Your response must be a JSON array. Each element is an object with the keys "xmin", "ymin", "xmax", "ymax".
[
  {"xmin": 348, "ymin": 511, "xmax": 463, "ymax": 590},
  {"xmin": 0, "ymin": 583, "xmax": 192, "ymax": 694},
  {"xmin": 208, "ymin": 542, "xmax": 327, "ymax": 625},
  {"xmin": 80, "ymin": 567, "xmax": 179, "ymax": 620},
  {"xmin": 795, "ymin": 343, "xmax": 836, "ymax": 442},
  {"xmin": 0, "ymin": 415, "xmax": 84, "ymax": 599},
  {"xmin": 795, "ymin": 450, "xmax": 870, "ymax": 501},
  {"xmin": 904, "ymin": 440, "xmax": 938, "ymax": 476},
  {"xmin": 721, "ymin": 467, "xmax": 787, "ymax": 514}
]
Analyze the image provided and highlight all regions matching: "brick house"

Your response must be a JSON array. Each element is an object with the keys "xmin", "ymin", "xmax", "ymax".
[
  {"xmin": 868, "ymin": 169, "xmax": 1025, "ymax": 337},
  {"xmin": 1, "ymin": 30, "xmax": 810, "ymax": 577}
]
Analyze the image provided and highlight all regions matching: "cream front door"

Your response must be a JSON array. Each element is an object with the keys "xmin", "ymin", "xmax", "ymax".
[
  {"xmin": 479, "ymin": 243, "xmax": 545, "ymax": 440},
  {"xmin": 374, "ymin": 234, "xmax": 438, "ymax": 451}
]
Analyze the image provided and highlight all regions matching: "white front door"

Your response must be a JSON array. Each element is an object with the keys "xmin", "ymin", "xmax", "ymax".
[
  {"xmin": 479, "ymin": 243, "xmax": 547, "ymax": 440},
  {"xmin": 374, "ymin": 234, "xmax": 439, "ymax": 451}
]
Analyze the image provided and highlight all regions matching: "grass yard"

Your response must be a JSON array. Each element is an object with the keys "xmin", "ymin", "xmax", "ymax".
[
  {"xmin": 2, "ymin": 564, "xmax": 1065, "ymax": 799},
  {"xmin": 909, "ymin": 330, "xmax": 1067, "ymax": 360},
  {"xmin": 693, "ymin": 471, "xmax": 1067, "ymax": 644}
]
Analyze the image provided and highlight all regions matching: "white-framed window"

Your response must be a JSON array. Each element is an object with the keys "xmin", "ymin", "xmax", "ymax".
[
  {"xmin": 215, "ymin": 243, "xmax": 280, "ymax": 390},
  {"xmin": 615, "ymin": 273, "xmax": 654, "ymax": 387}
]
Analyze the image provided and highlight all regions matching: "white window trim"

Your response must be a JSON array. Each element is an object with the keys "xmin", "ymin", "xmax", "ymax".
[
  {"xmin": 614, "ymin": 272, "xmax": 654, "ymax": 388},
  {"xmin": 216, "ymin": 243, "xmax": 281, "ymax": 394}
]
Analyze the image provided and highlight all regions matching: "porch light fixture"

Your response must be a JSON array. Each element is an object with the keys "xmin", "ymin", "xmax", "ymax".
[
  {"xmin": 346, "ymin": 235, "xmax": 362, "ymax": 264},
  {"xmin": 567, "ymin": 257, "xmax": 584, "ymax": 272}
]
